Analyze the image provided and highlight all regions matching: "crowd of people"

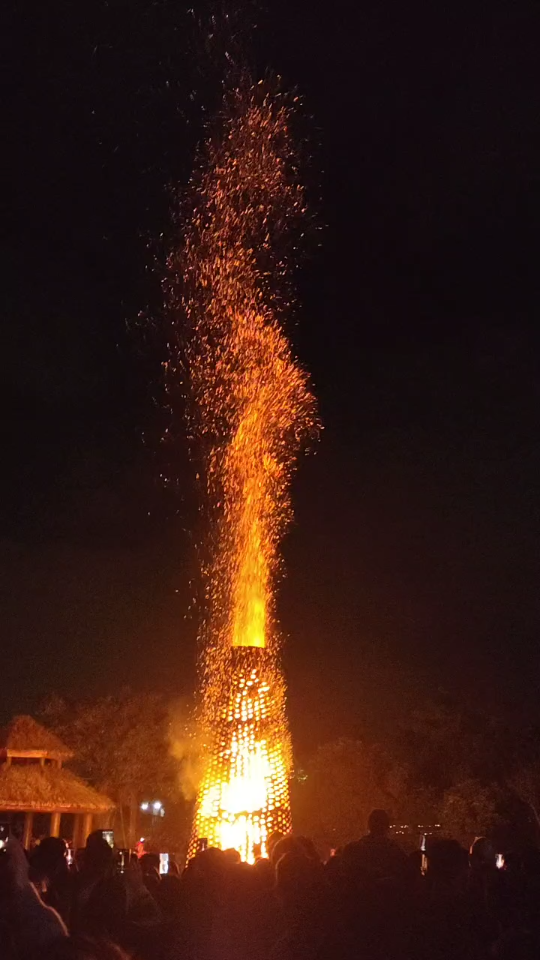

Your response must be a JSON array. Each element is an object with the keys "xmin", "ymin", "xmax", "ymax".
[{"xmin": 2, "ymin": 809, "xmax": 540, "ymax": 959}]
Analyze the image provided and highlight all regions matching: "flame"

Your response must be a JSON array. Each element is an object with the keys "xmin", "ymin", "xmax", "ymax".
[
  {"xmin": 166, "ymin": 79, "xmax": 317, "ymax": 862},
  {"xmin": 194, "ymin": 651, "xmax": 291, "ymax": 862}
]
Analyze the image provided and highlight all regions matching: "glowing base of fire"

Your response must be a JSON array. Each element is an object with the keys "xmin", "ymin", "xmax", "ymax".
[{"xmin": 190, "ymin": 647, "xmax": 292, "ymax": 864}]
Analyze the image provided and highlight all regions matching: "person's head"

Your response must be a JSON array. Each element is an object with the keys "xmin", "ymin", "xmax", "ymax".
[
  {"xmin": 368, "ymin": 810, "xmax": 391, "ymax": 838},
  {"xmin": 74, "ymin": 848, "xmax": 86, "ymax": 871},
  {"xmin": 30, "ymin": 836, "xmax": 68, "ymax": 880},
  {"xmin": 223, "ymin": 847, "xmax": 242, "ymax": 865},
  {"xmin": 84, "ymin": 832, "xmax": 114, "ymax": 875},
  {"xmin": 469, "ymin": 837, "xmax": 496, "ymax": 871},
  {"xmin": 427, "ymin": 839, "xmax": 468, "ymax": 885},
  {"xmin": 270, "ymin": 835, "xmax": 303, "ymax": 868},
  {"xmin": 0, "ymin": 838, "xmax": 29, "ymax": 901},
  {"xmin": 254, "ymin": 856, "xmax": 274, "ymax": 889},
  {"xmin": 47, "ymin": 936, "xmax": 131, "ymax": 959},
  {"xmin": 142, "ymin": 866, "xmax": 161, "ymax": 899},
  {"xmin": 139, "ymin": 852, "xmax": 160, "ymax": 875},
  {"xmin": 296, "ymin": 836, "xmax": 320, "ymax": 862},
  {"xmin": 267, "ymin": 831, "xmax": 285, "ymax": 860},
  {"xmin": 275, "ymin": 852, "xmax": 325, "ymax": 911}
]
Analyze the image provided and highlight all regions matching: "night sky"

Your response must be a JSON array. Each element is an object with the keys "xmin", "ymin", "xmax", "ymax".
[{"xmin": 2, "ymin": 2, "xmax": 539, "ymax": 749}]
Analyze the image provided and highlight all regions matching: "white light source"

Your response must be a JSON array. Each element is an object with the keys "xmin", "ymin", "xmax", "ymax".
[
  {"xmin": 153, "ymin": 801, "xmax": 162, "ymax": 812},
  {"xmin": 140, "ymin": 802, "xmax": 149, "ymax": 811}
]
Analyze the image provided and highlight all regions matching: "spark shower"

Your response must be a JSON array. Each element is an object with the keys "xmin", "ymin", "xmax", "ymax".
[{"xmin": 165, "ymin": 77, "xmax": 317, "ymax": 862}]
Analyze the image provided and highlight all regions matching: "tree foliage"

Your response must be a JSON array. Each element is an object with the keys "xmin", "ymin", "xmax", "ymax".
[
  {"xmin": 292, "ymin": 738, "xmax": 397, "ymax": 852},
  {"xmin": 40, "ymin": 690, "xmax": 178, "ymax": 805},
  {"xmin": 439, "ymin": 779, "xmax": 503, "ymax": 845},
  {"xmin": 39, "ymin": 689, "xmax": 540, "ymax": 851},
  {"xmin": 293, "ymin": 696, "xmax": 540, "ymax": 851}
]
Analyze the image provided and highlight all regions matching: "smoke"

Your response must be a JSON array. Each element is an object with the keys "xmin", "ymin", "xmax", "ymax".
[{"xmin": 168, "ymin": 698, "xmax": 206, "ymax": 801}]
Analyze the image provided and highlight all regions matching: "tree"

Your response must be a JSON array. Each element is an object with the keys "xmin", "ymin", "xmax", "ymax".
[
  {"xmin": 291, "ymin": 738, "xmax": 398, "ymax": 854},
  {"xmin": 439, "ymin": 779, "xmax": 503, "ymax": 847},
  {"xmin": 393, "ymin": 699, "xmax": 476, "ymax": 795},
  {"xmin": 510, "ymin": 762, "xmax": 540, "ymax": 842},
  {"xmin": 41, "ymin": 691, "xmax": 179, "ymax": 845}
]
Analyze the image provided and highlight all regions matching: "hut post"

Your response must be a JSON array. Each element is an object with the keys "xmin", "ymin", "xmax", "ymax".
[
  {"xmin": 82, "ymin": 812, "xmax": 93, "ymax": 844},
  {"xmin": 50, "ymin": 811, "xmax": 61, "ymax": 837},
  {"xmin": 73, "ymin": 815, "xmax": 82, "ymax": 850},
  {"xmin": 22, "ymin": 811, "xmax": 33, "ymax": 849}
]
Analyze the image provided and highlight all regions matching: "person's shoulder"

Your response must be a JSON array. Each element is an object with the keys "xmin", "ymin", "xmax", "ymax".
[
  {"xmin": 342, "ymin": 837, "xmax": 368, "ymax": 854},
  {"xmin": 341, "ymin": 837, "xmax": 373, "ymax": 863},
  {"xmin": 386, "ymin": 838, "xmax": 408, "ymax": 858}
]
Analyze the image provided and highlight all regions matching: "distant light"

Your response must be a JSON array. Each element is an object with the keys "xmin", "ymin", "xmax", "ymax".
[
  {"xmin": 153, "ymin": 801, "xmax": 162, "ymax": 812},
  {"xmin": 141, "ymin": 802, "xmax": 149, "ymax": 811}
]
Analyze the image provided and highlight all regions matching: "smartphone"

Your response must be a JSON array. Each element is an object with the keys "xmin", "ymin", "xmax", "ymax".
[
  {"xmin": 496, "ymin": 853, "xmax": 505, "ymax": 870},
  {"xmin": 159, "ymin": 853, "xmax": 169, "ymax": 875},
  {"xmin": 102, "ymin": 830, "xmax": 114, "ymax": 849},
  {"xmin": 420, "ymin": 834, "xmax": 428, "ymax": 875},
  {"xmin": 196, "ymin": 838, "xmax": 208, "ymax": 854},
  {"xmin": 117, "ymin": 849, "xmax": 130, "ymax": 874},
  {"xmin": 0, "ymin": 823, "xmax": 9, "ymax": 851}
]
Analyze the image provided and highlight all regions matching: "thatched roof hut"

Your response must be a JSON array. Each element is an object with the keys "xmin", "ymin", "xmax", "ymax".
[
  {"xmin": 0, "ymin": 715, "xmax": 114, "ymax": 847},
  {"xmin": 0, "ymin": 764, "xmax": 113, "ymax": 813},
  {"xmin": 0, "ymin": 715, "xmax": 74, "ymax": 762}
]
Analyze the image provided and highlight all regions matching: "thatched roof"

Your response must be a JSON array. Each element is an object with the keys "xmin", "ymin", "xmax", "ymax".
[
  {"xmin": 0, "ymin": 716, "xmax": 73, "ymax": 760},
  {"xmin": 0, "ymin": 763, "xmax": 114, "ymax": 813}
]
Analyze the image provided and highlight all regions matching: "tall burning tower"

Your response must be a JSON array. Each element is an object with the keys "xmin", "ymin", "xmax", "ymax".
[{"xmin": 166, "ymin": 79, "xmax": 317, "ymax": 863}]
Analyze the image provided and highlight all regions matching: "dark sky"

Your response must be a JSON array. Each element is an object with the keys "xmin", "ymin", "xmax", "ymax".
[{"xmin": 2, "ymin": 2, "xmax": 539, "ymax": 748}]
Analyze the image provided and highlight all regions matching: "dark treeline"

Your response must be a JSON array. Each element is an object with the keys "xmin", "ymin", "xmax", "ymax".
[{"xmin": 40, "ymin": 691, "xmax": 540, "ymax": 855}]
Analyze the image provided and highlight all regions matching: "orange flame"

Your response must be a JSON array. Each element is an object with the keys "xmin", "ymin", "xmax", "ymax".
[{"xmin": 167, "ymin": 80, "xmax": 317, "ymax": 862}]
